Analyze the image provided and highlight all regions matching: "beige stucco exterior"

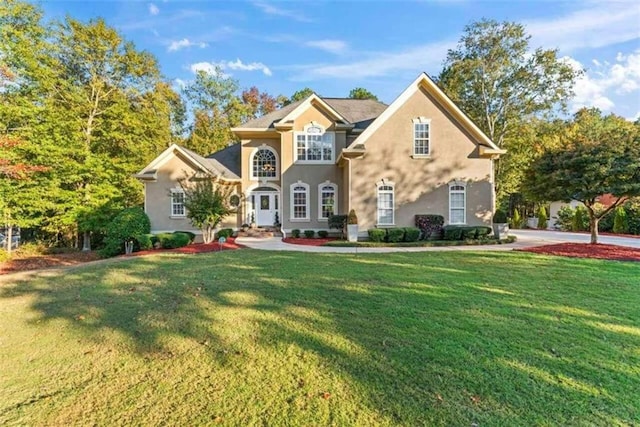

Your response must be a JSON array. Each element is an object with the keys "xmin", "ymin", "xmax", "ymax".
[
  {"xmin": 138, "ymin": 74, "xmax": 502, "ymax": 238},
  {"xmin": 350, "ymin": 86, "xmax": 494, "ymax": 231}
]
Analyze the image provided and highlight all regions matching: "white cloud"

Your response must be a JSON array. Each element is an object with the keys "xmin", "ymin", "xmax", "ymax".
[
  {"xmin": 190, "ymin": 59, "xmax": 272, "ymax": 77},
  {"xmin": 168, "ymin": 38, "xmax": 208, "ymax": 52},
  {"xmin": 291, "ymin": 40, "xmax": 453, "ymax": 80},
  {"xmin": 305, "ymin": 39, "xmax": 348, "ymax": 55},
  {"xmin": 148, "ymin": 3, "xmax": 159, "ymax": 16},
  {"xmin": 564, "ymin": 50, "xmax": 640, "ymax": 112},
  {"xmin": 174, "ymin": 78, "xmax": 187, "ymax": 89},
  {"xmin": 252, "ymin": 1, "xmax": 311, "ymax": 22},
  {"xmin": 526, "ymin": 3, "xmax": 640, "ymax": 52}
]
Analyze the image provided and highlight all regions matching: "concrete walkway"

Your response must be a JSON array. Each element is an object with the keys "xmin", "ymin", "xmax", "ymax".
[{"xmin": 237, "ymin": 229, "xmax": 640, "ymax": 253}]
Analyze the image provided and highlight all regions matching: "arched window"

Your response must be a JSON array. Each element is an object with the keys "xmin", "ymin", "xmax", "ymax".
[
  {"xmin": 377, "ymin": 181, "xmax": 395, "ymax": 225},
  {"xmin": 290, "ymin": 181, "xmax": 309, "ymax": 221},
  {"xmin": 251, "ymin": 147, "xmax": 278, "ymax": 179},
  {"xmin": 449, "ymin": 182, "xmax": 466, "ymax": 224},
  {"xmin": 318, "ymin": 182, "xmax": 338, "ymax": 219}
]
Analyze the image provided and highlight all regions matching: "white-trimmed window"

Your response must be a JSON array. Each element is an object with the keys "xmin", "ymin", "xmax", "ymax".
[
  {"xmin": 449, "ymin": 182, "xmax": 466, "ymax": 224},
  {"xmin": 294, "ymin": 123, "xmax": 335, "ymax": 163},
  {"xmin": 377, "ymin": 181, "xmax": 395, "ymax": 225},
  {"xmin": 412, "ymin": 117, "xmax": 431, "ymax": 156},
  {"xmin": 318, "ymin": 182, "xmax": 338, "ymax": 219},
  {"xmin": 251, "ymin": 146, "xmax": 278, "ymax": 179},
  {"xmin": 170, "ymin": 188, "xmax": 185, "ymax": 217},
  {"xmin": 290, "ymin": 181, "xmax": 310, "ymax": 221}
]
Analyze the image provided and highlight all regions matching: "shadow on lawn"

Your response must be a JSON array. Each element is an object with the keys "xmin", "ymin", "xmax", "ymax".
[{"xmin": 1, "ymin": 250, "xmax": 639, "ymax": 424}]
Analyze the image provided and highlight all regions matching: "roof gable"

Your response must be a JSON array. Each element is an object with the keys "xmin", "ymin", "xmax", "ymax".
[{"xmin": 351, "ymin": 73, "xmax": 503, "ymax": 154}]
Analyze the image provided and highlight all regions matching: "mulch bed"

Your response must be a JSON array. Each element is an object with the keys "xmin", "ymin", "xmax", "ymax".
[
  {"xmin": 520, "ymin": 243, "xmax": 640, "ymax": 262},
  {"xmin": 282, "ymin": 237, "xmax": 338, "ymax": 246},
  {"xmin": 1, "ymin": 251, "xmax": 103, "ymax": 275},
  {"xmin": 1, "ymin": 238, "xmax": 243, "ymax": 275}
]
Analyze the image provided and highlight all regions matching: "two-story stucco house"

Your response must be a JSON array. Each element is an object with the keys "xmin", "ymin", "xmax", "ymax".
[{"xmin": 136, "ymin": 73, "xmax": 505, "ymax": 239}]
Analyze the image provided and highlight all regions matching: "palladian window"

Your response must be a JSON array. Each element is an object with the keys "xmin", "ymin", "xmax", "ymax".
[{"xmin": 251, "ymin": 147, "xmax": 278, "ymax": 179}]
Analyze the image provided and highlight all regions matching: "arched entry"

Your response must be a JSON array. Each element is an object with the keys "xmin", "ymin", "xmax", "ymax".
[{"xmin": 246, "ymin": 184, "xmax": 280, "ymax": 227}]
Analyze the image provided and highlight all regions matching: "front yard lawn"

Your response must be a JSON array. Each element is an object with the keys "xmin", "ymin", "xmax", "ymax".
[{"xmin": 1, "ymin": 250, "xmax": 638, "ymax": 425}]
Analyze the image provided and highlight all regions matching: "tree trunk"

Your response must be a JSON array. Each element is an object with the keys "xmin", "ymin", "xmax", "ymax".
[
  {"xmin": 82, "ymin": 231, "xmax": 91, "ymax": 252},
  {"xmin": 588, "ymin": 210, "xmax": 599, "ymax": 244},
  {"xmin": 6, "ymin": 224, "xmax": 12, "ymax": 255},
  {"xmin": 203, "ymin": 226, "xmax": 214, "ymax": 244}
]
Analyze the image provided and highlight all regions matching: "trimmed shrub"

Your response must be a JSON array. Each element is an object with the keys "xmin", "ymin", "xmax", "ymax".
[
  {"xmin": 403, "ymin": 227, "xmax": 421, "ymax": 242},
  {"xmin": 492, "ymin": 209, "xmax": 507, "ymax": 223},
  {"xmin": 102, "ymin": 207, "xmax": 151, "ymax": 257},
  {"xmin": 415, "ymin": 214, "xmax": 444, "ymax": 239},
  {"xmin": 328, "ymin": 215, "xmax": 347, "ymax": 230},
  {"xmin": 291, "ymin": 229, "xmax": 301, "ymax": 238},
  {"xmin": 612, "ymin": 206, "xmax": 629, "ymax": 234},
  {"xmin": 317, "ymin": 230, "xmax": 329, "ymax": 238},
  {"xmin": 158, "ymin": 232, "xmax": 190, "ymax": 249},
  {"xmin": 216, "ymin": 228, "xmax": 234, "ymax": 239},
  {"xmin": 443, "ymin": 225, "xmax": 492, "ymax": 240},
  {"xmin": 175, "ymin": 231, "xmax": 196, "ymax": 243},
  {"xmin": 386, "ymin": 228, "xmax": 405, "ymax": 243},
  {"xmin": 573, "ymin": 206, "xmax": 589, "ymax": 231},
  {"xmin": 368, "ymin": 228, "xmax": 386, "ymax": 242},
  {"xmin": 625, "ymin": 199, "xmax": 640, "ymax": 235},
  {"xmin": 347, "ymin": 209, "xmax": 358, "ymax": 225},
  {"xmin": 134, "ymin": 234, "xmax": 153, "ymax": 251},
  {"xmin": 304, "ymin": 230, "xmax": 315, "ymax": 238},
  {"xmin": 536, "ymin": 206, "xmax": 548, "ymax": 229},
  {"xmin": 556, "ymin": 206, "xmax": 574, "ymax": 231},
  {"xmin": 511, "ymin": 209, "xmax": 523, "ymax": 229}
]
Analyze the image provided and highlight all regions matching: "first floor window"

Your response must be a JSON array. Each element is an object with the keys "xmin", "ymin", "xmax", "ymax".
[
  {"xmin": 319, "ymin": 183, "xmax": 337, "ymax": 219},
  {"xmin": 377, "ymin": 183, "xmax": 394, "ymax": 225},
  {"xmin": 449, "ymin": 183, "xmax": 466, "ymax": 224},
  {"xmin": 291, "ymin": 182, "xmax": 309, "ymax": 220},
  {"xmin": 171, "ymin": 189, "xmax": 185, "ymax": 217}
]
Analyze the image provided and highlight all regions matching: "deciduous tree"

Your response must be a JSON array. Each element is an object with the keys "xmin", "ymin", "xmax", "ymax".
[
  {"xmin": 348, "ymin": 87, "xmax": 378, "ymax": 101},
  {"xmin": 524, "ymin": 109, "xmax": 640, "ymax": 243},
  {"xmin": 179, "ymin": 178, "xmax": 233, "ymax": 244}
]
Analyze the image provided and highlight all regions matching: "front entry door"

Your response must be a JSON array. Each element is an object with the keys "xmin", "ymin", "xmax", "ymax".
[{"xmin": 255, "ymin": 192, "xmax": 277, "ymax": 226}]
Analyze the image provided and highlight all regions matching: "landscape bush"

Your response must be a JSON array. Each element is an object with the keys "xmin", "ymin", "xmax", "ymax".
[
  {"xmin": 443, "ymin": 225, "xmax": 493, "ymax": 241},
  {"xmin": 157, "ymin": 232, "xmax": 191, "ymax": 249},
  {"xmin": 317, "ymin": 230, "xmax": 329, "ymax": 238},
  {"xmin": 612, "ymin": 206, "xmax": 629, "ymax": 234},
  {"xmin": 403, "ymin": 227, "xmax": 421, "ymax": 242},
  {"xmin": 415, "ymin": 214, "xmax": 444, "ymax": 239},
  {"xmin": 572, "ymin": 206, "xmax": 589, "ymax": 231},
  {"xmin": 291, "ymin": 229, "xmax": 301, "ymax": 238},
  {"xmin": 304, "ymin": 230, "xmax": 315, "ymax": 238},
  {"xmin": 216, "ymin": 228, "xmax": 234, "ymax": 239},
  {"xmin": 134, "ymin": 234, "xmax": 153, "ymax": 251},
  {"xmin": 175, "ymin": 231, "xmax": 196, "ymax": 242},
  {"xmin": 625, "ymin": 199, "xmax": 640, "ymax": 235},
  {"xmin": 536, "ymin": 206, "xmax": 548, "ymax": 229},
  {"xmin": 386, "ymin": 228, "xmax": 405, "ymax": 243},
  {"xmin": 102, "ymin": 207, "xmax": 151, "ymax": 256},
  {"xmin": 368, "ymin": 229, "xmax": 386, "ymax": 242},
  {"xmin": 492, "ymin": 209, "xmax": 508, "ymax": 223},
  {"xmin": 510, "ymin": 209, "xmax": 523, "ymax": 229},
  {"xmin": 328, "ymin": 215, "xmax": 347, "ymax": 230}
]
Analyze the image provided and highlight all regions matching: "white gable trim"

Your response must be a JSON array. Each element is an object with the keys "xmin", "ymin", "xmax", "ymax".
[
  {"xmin": 137, "ymin": 144, "xmax": 208, "ymax": 175},
  {"xmin": 351, "ymin": 73, "xmax": 503, "ymax": 152},
  {"xmin": 278, "ymin": 94, "xmax": 349, "ymax": 125}
]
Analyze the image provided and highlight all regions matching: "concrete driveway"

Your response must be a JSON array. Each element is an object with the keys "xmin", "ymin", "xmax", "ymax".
[{"xmin": 237, "ymin": 229, "xmax": 640, "ymax": 253}]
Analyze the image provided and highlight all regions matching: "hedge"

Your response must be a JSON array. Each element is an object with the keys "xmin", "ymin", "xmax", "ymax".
[
  {"xmin": 156, "ymin": 232, "xmax": 191, "ymax": 249},
  {"xmin": 368, "ymin": 229, "xmax": 386, "ymax": 242},
  {"xmin": 134, "ymin": 234, "xmax": 154, "ymax": 251},
  {"xmin": 403, "ymin": 227, "xmax": 421, "ymax": 242},
  {"xmin": 443, "ymin": 225, "xmax": 492, "ymax": 241},
  {"xmin": 216, "ymin": 228, "xmax": 234, "ymax": 239},
  {"xmin": 175, "ymin": 231, "xmax": 196, "ymax": 242},
  {"xmin": 386, "ymin": 228, "xmax": 405, "ymax": 243},
  {"xmin": 291, "ymin": 229, "xmax": 301, "ymax": 238},
  {"xmin": 318, "ymin": 230, "xmax": 329, "ymax": 238},
  {"xmin": 304, "ymin": 230, "xmax": 315, "ymax": 238}
]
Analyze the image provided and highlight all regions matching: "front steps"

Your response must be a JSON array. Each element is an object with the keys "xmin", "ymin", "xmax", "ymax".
[{"xmin": 237, "ymin": 227, "xmax": 282, "ymax": 238}]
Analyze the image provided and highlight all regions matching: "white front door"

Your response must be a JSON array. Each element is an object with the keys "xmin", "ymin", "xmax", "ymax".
[{"xmin": 254, "ymin": 192, "xmax": 278, "ymax": 226}]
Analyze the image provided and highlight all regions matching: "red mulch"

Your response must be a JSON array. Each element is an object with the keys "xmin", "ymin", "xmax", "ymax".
[
  {"xmin": 1, "ymin": 238, "xmax": 243, "ymax": 275},
  {"xmin": 282, "ymin": 237, "xmax": 338, "ymax": 246},
  {"xmin": 0, "ymin": 251, "xmax": 103, "ymax": 275},
  {"xmin": 520, "ymin": 243, "xmax": 640, "ymax": 262}
]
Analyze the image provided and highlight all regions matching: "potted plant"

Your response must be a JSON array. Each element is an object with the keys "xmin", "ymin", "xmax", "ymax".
[
  {"xmin": 241, "ymin": 223, "xmax": 249, "ymax": 232},
  {"xmin": 250, "ymin": 212, "xmax": 256, "ymax": 229},
  {"xmin": 273, "ymin": 212, "xmax": 281, "ymax": 228},
  {"xmin": 492, "ymin": 209, "xmax": 509, "ymax": 239},
  {"xmin": 347, "ymin": 209, "xmax": 358, "ymax": 242}
]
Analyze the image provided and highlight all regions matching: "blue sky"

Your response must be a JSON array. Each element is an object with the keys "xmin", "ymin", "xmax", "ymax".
[{"xmin": 42, "ymin": 0, "xmax": 640, "ymax": 119}]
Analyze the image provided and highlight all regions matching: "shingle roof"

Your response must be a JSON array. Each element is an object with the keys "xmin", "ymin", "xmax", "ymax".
[
  {"xmin": 182, "ymin": 145, "xmax": 240, "ymax": 180},
  {"xmin": 236, "ymin": 97, "xmax": 388, "ymax": 129},
  {"xmin": 207, "ymin": 143, "xmax": 241, "ymax": 179}
]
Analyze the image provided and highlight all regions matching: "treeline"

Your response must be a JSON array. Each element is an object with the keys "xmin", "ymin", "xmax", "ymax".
[{"xmin": 0, "ymin": 0, "xmax": 377, "ymax": 249}]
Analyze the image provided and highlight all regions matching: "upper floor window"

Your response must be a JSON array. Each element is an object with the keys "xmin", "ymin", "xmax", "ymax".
[
  {"xmin": 251, "ymin": 146, "xmax": 278, "ymax": 180},
  {"xmin": 318, "ymin": 182, "xmax": 338, "ymax": 219},
  {"xmin": 377, "ymin": 181, "xmax": 395, "ymax": 225},
  {"xmin": 290, "ymin": 181, "xmax": 310, "ymax": 221},
  {"xmin": 413, "ymin": 117, "xmax": 431, "ymax": 156},
  {"xmin": 295, "ymin": 123, "xmax": 335, "ymax": 163},
  {"xmin": 170, "ymin": 188, "xmax": 185, "ymax": 217},
  {"xmin": 449, "ymin": 182, "xmax": 466, "ymax": 225}
]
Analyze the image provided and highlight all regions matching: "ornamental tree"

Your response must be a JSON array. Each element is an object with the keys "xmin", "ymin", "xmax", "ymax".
[
  {"xmin": 524, "ymin": 109, "xmax": 640, "ymax": 244},
  {"xmin": 179, "ymin": 178, "xmax": 234, "ymax": 244}
]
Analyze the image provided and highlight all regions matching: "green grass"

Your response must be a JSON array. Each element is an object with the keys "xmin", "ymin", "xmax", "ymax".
[{"xmin": 1, "ymin": 250, "xmax": 638, "ymax": 426}]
